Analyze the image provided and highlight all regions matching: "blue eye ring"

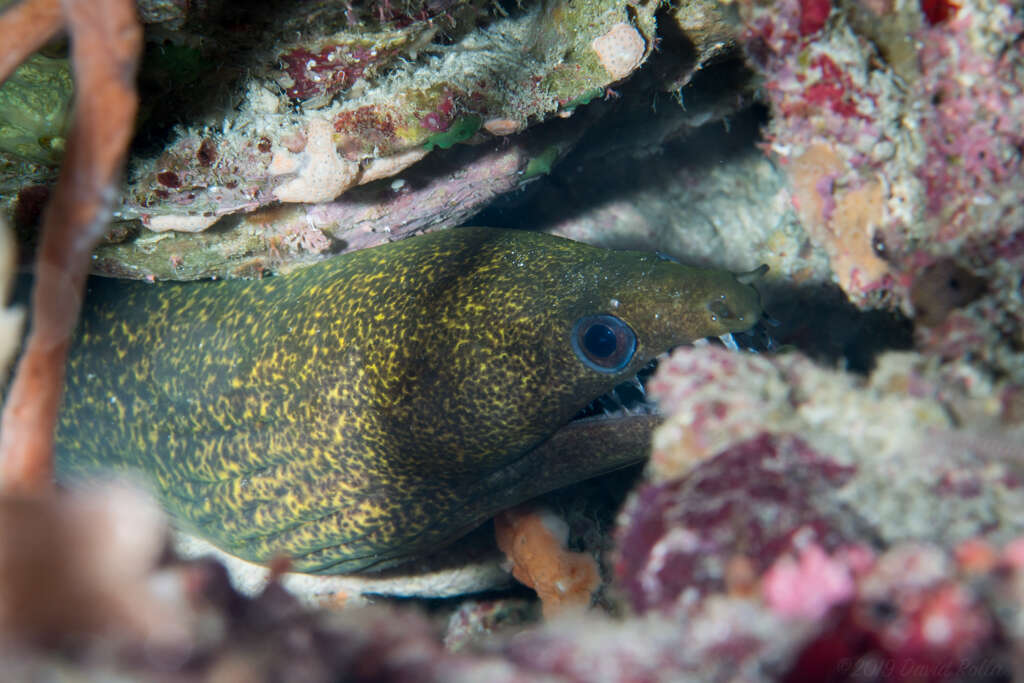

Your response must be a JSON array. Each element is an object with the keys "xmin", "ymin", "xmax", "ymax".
[{"xmin": 571, "ymin": 314, "xmax": 637, "ymax": 373}]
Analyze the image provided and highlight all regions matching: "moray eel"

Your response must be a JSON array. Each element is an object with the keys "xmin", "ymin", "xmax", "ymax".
[{"xmin": 55, "ymin": 227, "xmax": 762, "ymax": 574}]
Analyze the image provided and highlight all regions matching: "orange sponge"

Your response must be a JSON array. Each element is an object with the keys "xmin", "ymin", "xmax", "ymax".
[{"xmin": 495, "ymin": 504, "xmax": 600, "ymax": 618}]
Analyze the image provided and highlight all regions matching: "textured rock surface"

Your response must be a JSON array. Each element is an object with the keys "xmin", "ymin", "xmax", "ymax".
[
  {"xmin": 2, "ymin": 0, "xmax": 762, "ymax": 280},
  {"xmin": 734, "ymin": 0, "xmax": 1024, "ymax": 385},
  {"xmin": 644, "ymin": 347, "xmax": 1024, "ymax": 548}
]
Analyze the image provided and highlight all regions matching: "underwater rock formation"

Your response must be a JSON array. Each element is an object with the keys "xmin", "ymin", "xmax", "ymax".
[
  {"xmin": 1, "ymin": 0, "xmax": 761, "ymax": 280},
  {"xmin": 736, "ymin": 0, "xmax": 1024, "ymax": 351}
]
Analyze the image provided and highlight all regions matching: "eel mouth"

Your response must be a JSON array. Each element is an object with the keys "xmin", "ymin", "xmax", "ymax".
[{"xmin": 570, "ymin": 320, "xmax": 776, "ymax": 422}]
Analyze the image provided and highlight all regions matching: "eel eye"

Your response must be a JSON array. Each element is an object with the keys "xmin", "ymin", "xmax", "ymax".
[{"xmin": 571, "ymin": 314, "xmax": 637, "ymax": 373}]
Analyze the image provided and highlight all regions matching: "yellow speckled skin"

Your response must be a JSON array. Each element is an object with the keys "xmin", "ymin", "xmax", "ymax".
[{"xmin": 55, "ymin": 227, "xmax": 761, "ymax": 573}]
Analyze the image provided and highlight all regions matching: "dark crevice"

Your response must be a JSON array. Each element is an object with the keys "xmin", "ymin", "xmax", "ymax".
[{"xmin": 759, "ymin": 281, "xmax": 915, "ymax": 374}]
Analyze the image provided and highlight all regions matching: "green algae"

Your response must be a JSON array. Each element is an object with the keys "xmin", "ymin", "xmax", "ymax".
[
  {"xmin": 423, "ymin": 115, "xmax": 482, "ymax": 151},
  {"xmin": 522, "ymin": 145, "xmax": 560, "ymax": 179},
  {"xmin": 564, "ymin": 87, "xmax": 605, "ymax": 112},
  {"xmin": 0, "ymin": 54, "xmax": 72, "ymax": 166}
]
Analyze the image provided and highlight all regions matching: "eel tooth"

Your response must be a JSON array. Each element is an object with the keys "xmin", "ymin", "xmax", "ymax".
[{"xmin": 718, "ymin": 333, "xmax": 739, "ymax": 351}]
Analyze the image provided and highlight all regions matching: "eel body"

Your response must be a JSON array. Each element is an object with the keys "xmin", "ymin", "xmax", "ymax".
[{"xmin": 55, "ymin": 227, "xmax": 762, "ymax": 574}]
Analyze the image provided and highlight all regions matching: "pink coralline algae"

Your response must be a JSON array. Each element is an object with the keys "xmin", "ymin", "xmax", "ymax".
[
  {"xmin": 597, "ymin": 339, "xmax": 1024, "ymax": 678},
  {"xmin": 609, "ymin": 405, "xmax": 1016, "ymax": 680},
  {"xmin": 736, "ymin": 0, "xmax": 1024, "ymax": 311},
  {"xmin": 761, "ymin": 543, "xmax": 858, "ymax": 621},
  {"xmin": 608, "ymin": 430, "xmax": 1019, "ymax": 680},
  {"xmin": 614, "ymin": 433, "xmax": 864, "ymax": 614},
  {"xmin": 640, "ymin": 344, "xmax": 1024, "ymax": 568},
  {"xmin": 783, "ymin": 545, "xmax": 1001, "ymax": 682},
  {"xmin": 796, "ymin": 55, "xmax": 871, "ymax": 121},
  {"xmin": 736, "ymin": 0, "xmax": 899, "ymax": 301},
  {"xmin": 916, "ymin": 7, "xmax": 1024, "ymax": 244}
]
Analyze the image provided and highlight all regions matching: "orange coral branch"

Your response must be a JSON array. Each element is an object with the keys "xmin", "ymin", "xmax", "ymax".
[
  {"xmin": 0, "ymin": 0, "xmax": 62, "ymax": 85},
  {"xmin": 0, "ymin": 0, "xmax": 141, "ymax": 494},
  {"xmin": 495, "ymin": 504, "xmax": 600, "ymax": 619}
]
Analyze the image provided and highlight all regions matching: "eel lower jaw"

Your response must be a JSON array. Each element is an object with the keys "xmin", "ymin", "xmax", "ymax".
[{"xmin": 570, "ymin": 323, "xmax": 775, "ymax": 423}]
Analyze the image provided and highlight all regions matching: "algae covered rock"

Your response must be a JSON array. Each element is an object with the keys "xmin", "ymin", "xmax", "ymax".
[
  {"xmin": 0, "ymin": 52, "xmax": 71, "ymax": 225},
  {"xmin": 0, "ymin": 53, "xmax": 70, "ymax": 168},
  {"xmin": 1, "ymin": 0, "xmax": 763, "ymax": 281},
  {"xmin": 115, "ymin": 0, "xmax": 658, "ymax": 234}
]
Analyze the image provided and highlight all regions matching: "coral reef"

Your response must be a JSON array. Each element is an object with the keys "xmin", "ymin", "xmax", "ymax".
[
  {"xmin": 597, "ymin": 344, "xmax": 1024, "ymax": 679},
  {"xmin": 644, "ymin": 347, "xmax": 1024, "ymax": 547},
  {"xmin": 0, "ymin": 0, "xmax": 764, "ymax": 280},
  {"xmin": 607, "ymin": 343, "xmax": 1024, "ymax": 674},
  {"xmin": 90, "ymin": 114, "xmax": 594, "ymax": 279},
  {"xmin": 107, "ymin": 0, "xmax": 658, "ymax": 242},
  {"xmin": 737, "ymin": 0, "xmax": 916, "ymax": 303},
  {"xmin": 735, "ymin": 0, "xmax": 1024, "ymax": 380},
  {"xmin": 614, "ymin": 432, "xmax": 869, "ymax": 613},
  {"xmin": 4, "ymin": 0, "xmax": 1024, "ymax": 680},
  {"xmin": 5, "ymin": 483, "xmax": 1021, "ymax": 681}
]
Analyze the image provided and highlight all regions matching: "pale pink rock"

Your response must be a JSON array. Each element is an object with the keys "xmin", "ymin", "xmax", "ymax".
[
  {"xmin": 272, "ymin": 118, "xmax": 360, "ymax": 203},
  {"xmin": 483, "ymin": 118, "xmax": 524, "ymax": 136},
  {"xmin": 143, "ymin": 213, "xmax": 220, "ymax": 233},
  {"xmin": 359, "ymin": 148, "xmax": 429, "ymax": 184},
  {"xmin": 591, "ymin": 23, "xmax": 646, "ymax": 81},
  {"xmin": 762, "ymin": 544, "xmax": 856, "ymax": 620}
]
